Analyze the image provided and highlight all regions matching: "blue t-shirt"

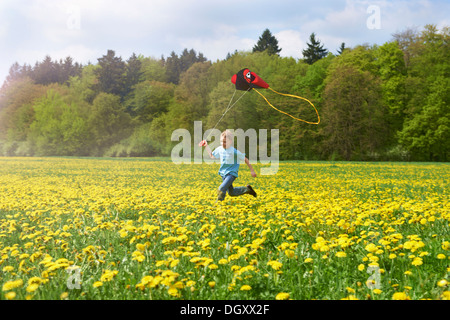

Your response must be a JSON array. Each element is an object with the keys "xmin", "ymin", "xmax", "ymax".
[{"xmin": 212, "ymin": 146, "xmax": 246, "ymax": 178}]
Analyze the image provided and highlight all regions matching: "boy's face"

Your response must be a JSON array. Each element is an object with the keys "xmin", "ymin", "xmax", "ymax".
[{"xmin": 221, "ymin": 135, "xmax": 232, "ymax": 149}]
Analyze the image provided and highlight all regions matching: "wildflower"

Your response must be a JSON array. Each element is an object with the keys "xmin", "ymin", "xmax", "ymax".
[
  {"xmin": 411, "ymin": 257, "xmax": 423, "ymax": 266},
  {"xmin": 304, "ymin": 258, "xmax": 313, "ymax": 263},
  {"xmin": 335, "ymin": 251, "xmax": 347, "ymax": 258},
  {"xmin": 2, "ymin": 279, "xmax": 23, "ymax": 291},
  {"xmin": 26, "ymin": 283, "xmax": 39, "ymax": 293},
  {"xmin": 100, "ymin": 270, "xmax": 118, "ymax": 282},
  {"xmin": 365, "ymin": 243, "xmax": 378, "ymax": 253},
  {"xmin": 168, "ymin": 286, "xmax": 180, "ymax": 297},
  {"xmin": 388, "ymin": 254, "xmax": 397, "ymax": 259},
  {"xmin": 208, "ymin": 281, "xmax": 216, "ymax": 288},
  {"xmin": 392, "ymin": 292, "xmax": 410, "ymax": 300},
  {"xmin": 442, "ymin": 291, "xmax": 450, "ymax": 300},
  {"xmin": 284, "ymin": 249, "xmax": 295, "ymax": 258},
  {"xmin": 240, "ymin": 285, "xmax": 251, "ymax": 291},
  {"xmin": 60, "ymin": 292, "xmax": 69, "ymax": 300},
  {"xmin": 275, "ymin": 292, "xmax": 290, "ymax": 300},
  {"xmin": 373, "ymin": 289, "xmax": 382, "ymax": 295},
  {"xmin": 5, "ymin": 292, "xmax": 16, "ymax": 300},
  {"xmin": 267, "ymin": 260, "xmax": 282, "ymax": 271},
  {"xmin": 437, "ymin": 254, "xmax": 446, "ymax": 260},
  {"xmin": 442, "ymin": 241, "xmax": 450, "ymax": 251},
  {"xmin": 93, "ymin": 281, "xmax": 103, "ymax": 288},
  {"xmin": 358, "ymin": 264, "xmax": 365, "ymax": 271},
  {"xmin": 3, "ymin": 266, "xmax": 14, "ymax": 272},
  {"xmin": 437, "ymin": 279, "xmax": 448, "ymax": 287}
]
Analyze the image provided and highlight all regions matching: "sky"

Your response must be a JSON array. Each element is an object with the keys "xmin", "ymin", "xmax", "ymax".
[{"xmin": 0, "ymin": 0, "xmax": 449, "ymax": 85}]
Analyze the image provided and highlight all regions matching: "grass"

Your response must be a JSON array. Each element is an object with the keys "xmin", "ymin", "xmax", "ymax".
[{"xmin": 0, "ymin": 157, "xmax": 449, "ymax": 300}]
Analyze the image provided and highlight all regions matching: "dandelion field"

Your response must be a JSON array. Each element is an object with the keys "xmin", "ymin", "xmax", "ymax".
[{"xmin": 0, "ymin": 157, "xmax": 449, "ymax": 300}]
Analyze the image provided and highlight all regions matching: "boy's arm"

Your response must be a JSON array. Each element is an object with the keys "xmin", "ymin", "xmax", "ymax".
[
  {"xmin": 199, "ymin": 140, "xmax": 217, "ymax": 159},
  {"xmin": 245, "ymin": 157, "xmax": 257, "ymax": 177}
]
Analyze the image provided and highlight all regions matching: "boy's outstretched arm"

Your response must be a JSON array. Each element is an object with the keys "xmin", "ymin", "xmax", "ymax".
[
  {"xmin": 199, "ymin": 140, "xmax": 216, "ymax": 160},
  {"xmin": 245, "ymin": 157, "xmax": 257, "ymax": 177}
]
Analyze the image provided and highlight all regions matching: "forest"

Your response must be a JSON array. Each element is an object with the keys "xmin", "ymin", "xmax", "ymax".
[{"xmin": 0, "ymin": 25, "xmax": 448, "ymax": 161}]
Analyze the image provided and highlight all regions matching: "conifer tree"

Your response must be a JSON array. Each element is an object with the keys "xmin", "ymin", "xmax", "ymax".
[
  {"xmin": 253, "ymin": 29, "xmax": 282, "ymax": 55},
  {"xmin": 302, "ymin": 33, "xmax": 328, "ymax": 64}
]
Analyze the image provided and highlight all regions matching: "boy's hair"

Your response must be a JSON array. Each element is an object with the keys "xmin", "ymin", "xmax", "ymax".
[{"xmin": 221, "ymin": 130, "xmax": 234, "ymax": 141}]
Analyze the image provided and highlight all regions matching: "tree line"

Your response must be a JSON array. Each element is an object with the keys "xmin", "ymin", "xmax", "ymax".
[{"xmin": 0, "ymin": 26, "xmax": 448, "ymax": 161}]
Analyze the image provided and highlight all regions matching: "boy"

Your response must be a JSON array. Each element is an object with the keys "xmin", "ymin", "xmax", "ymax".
[{"xmin": 199, "ymin": 130, "xmax": 257, "ymax": 201}]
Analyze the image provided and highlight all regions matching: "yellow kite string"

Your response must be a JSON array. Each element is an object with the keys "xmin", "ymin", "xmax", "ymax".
[{"xmin": 253, "ymin": 87, "xmax": 320, "ymax": 125}]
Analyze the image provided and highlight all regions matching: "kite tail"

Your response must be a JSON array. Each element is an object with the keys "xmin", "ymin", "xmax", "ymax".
[{"xmin": 252, "ymin": 87, "xmax": 320, "ymax": 125}]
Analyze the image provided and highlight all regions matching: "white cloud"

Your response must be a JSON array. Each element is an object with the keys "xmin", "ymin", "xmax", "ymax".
[{"xmin": 275, "ymin": 30, "xmax": 305, "ymax": 59}]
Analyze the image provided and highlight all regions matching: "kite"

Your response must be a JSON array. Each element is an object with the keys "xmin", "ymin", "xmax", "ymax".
[
  {"xmin": 201, "ymin": 68, "xmax": 320, "ymax": 144},
  {"xmin": 231, "ymin": 68, "xmax": 320, "ymax": 125}
]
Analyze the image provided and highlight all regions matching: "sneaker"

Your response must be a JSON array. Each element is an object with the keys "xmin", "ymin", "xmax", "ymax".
[{"xmin": 246, "ymin": 185, "xmax": 257, "ymax": 198}]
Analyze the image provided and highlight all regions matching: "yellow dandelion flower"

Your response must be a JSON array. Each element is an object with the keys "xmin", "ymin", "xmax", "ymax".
[
  {"xmin": 267, "ymin": 260, "xmax": 282, "ymax": 270},
  {"xmin": 168, "ymin": 286, "xmax": 180, "ymax": 297},
  {"xmin": 437, "ymin": 254, "xmax": 446, "ymax": 260},
  {"xmin": 392, "ymin": 292, "xmax": 410, "ymax": 300},
  {"xmin": 304, "ymin": 258, "xmax": 313, "ymax": 263},
  {"xmin": 284, "ymin": 249, "xmax": 295, "ymax": 258},
  {"xmin": 2, "ymin": 279, "xmax": 23, "ymax": 291},
  {"xmin": 5, "ymin": 292, "xmax": 16, "ymax": 300},
  {"xmin": 2, "ymin": 266, "xmax": 14, "ymax": 272},
  {"xmin": 335, "ymin": 251, "xmax": 347, "ymax": 258},
  {"xmin": 276, "ymin": 292, "xmax": 290, "ymax": 300},
  {"xmin": 240, "ymin": 285, "xmax": 251, "ymax": 291},
  {"xmin": 208, "ymin": 281, "xmax": 216, "ymax": 288},
  {"xmin": 411, "ymin": 257, "xmax": 423, "ymax": 266},
  {"xmin": 442, "ymin": 241, "xmax": 450, "ymax": 251},
  {"xmin": 25, "ymin": 282, "xmax": 39, "ymax": 293},
  {"xmin": 437, "ymin": 279, "xmax": 448, "ymax": 287},
  {"xmin": 93, "ymin": 281, "xmax": 103, "ymax": 288},
  {"xmin": 373, "ymin": 289, "xmax": 382, "ymax": 295}
]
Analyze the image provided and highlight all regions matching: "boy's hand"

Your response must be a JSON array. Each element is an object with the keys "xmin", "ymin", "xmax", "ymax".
[
  {"xmin": 198, "ymin": 140, "xmax": 207, "ymax": 147},
  {"xmin": 250, "ymin": 170, "xmax": 257, "ymax": 178}
]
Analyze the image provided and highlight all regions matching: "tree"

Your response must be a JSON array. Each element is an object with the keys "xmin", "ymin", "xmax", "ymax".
[
  {"xmin": 123, "ymin": 53, "xmax": 143, "ymax": 98},
  {"xmin": 28, "ymin": 89, "xmax": 90, "ymax": 156},
  {"xmin": 88, "ymin": 93, "xmax": 132, "ymax": 154},
  {"xmin": 321, "ymin": 64, "xmax": 386, "ymax": 160},
  {"xmin": 302, "ymin": 33, "xmax": 328, "ymax": 64},
  {"xmin": 253, "ymin": 29, "xmax": 281, "ymax": 56},
  {"xmin": 398, "ymin": 76, "xmax": 449, "ymax": 161},
  {"xmin": 164, "ymin": 49, "xmax": 207, "ymax": 85},
  {"xmin": 94, "ymin": 50, "xmax": 127, "ymax": 96},
  {"xmin": 337, "ymin": 42, "xmax": 346, "ymax": 55}
]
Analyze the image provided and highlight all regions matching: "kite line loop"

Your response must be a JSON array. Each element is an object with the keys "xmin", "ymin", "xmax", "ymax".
[{"xmin": 253, "ymin": 87, "xmax": 320, "ymax": 125}]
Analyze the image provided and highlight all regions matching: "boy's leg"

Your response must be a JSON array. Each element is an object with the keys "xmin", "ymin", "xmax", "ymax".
[
  {"xmin": 228, "ymin": 183, "xmax": 257, "ymax": 198},
  {"xmin": 217, "ymin": 175, "xmax": 236, "ymax": 201}
]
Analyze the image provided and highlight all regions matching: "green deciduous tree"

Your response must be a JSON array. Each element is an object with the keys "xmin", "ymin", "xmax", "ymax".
[{"xmin": 321, "ymin": 64, "xmax": 386, "ymax": 160}]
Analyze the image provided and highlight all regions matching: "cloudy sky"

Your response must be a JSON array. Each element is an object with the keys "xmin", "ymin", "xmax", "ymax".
[{"xmin": 0, "ymin": 0, "xmax": 449, "ymax": 85}]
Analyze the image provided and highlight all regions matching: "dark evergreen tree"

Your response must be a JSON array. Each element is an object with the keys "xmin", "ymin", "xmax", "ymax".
[
  {"xmin": 337, "ymin": 42, "xmax": 346, "ymax": 55},
  {"xmin": 253, "ymin": 29, "xmax": 281, "ymax": 55},
  {"xmin": 164, "ymin": 49, "xmax": 207, "ymax": 85},
  {"xmin": 302, "ymin": 33, "xmax": 328, "ymax": 64},
  {"xmin": 94, "ymin": 50, "xmax": 127, "ymax": 96},
  {"xmin": 124, "ymin": 53, "xmax": 143, "ymax": 97}
]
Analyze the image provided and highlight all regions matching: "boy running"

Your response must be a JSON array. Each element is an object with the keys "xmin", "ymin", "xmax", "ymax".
[{"xmin": 199, "ymin": 130, "xmax": 257, "ymax": 201}]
